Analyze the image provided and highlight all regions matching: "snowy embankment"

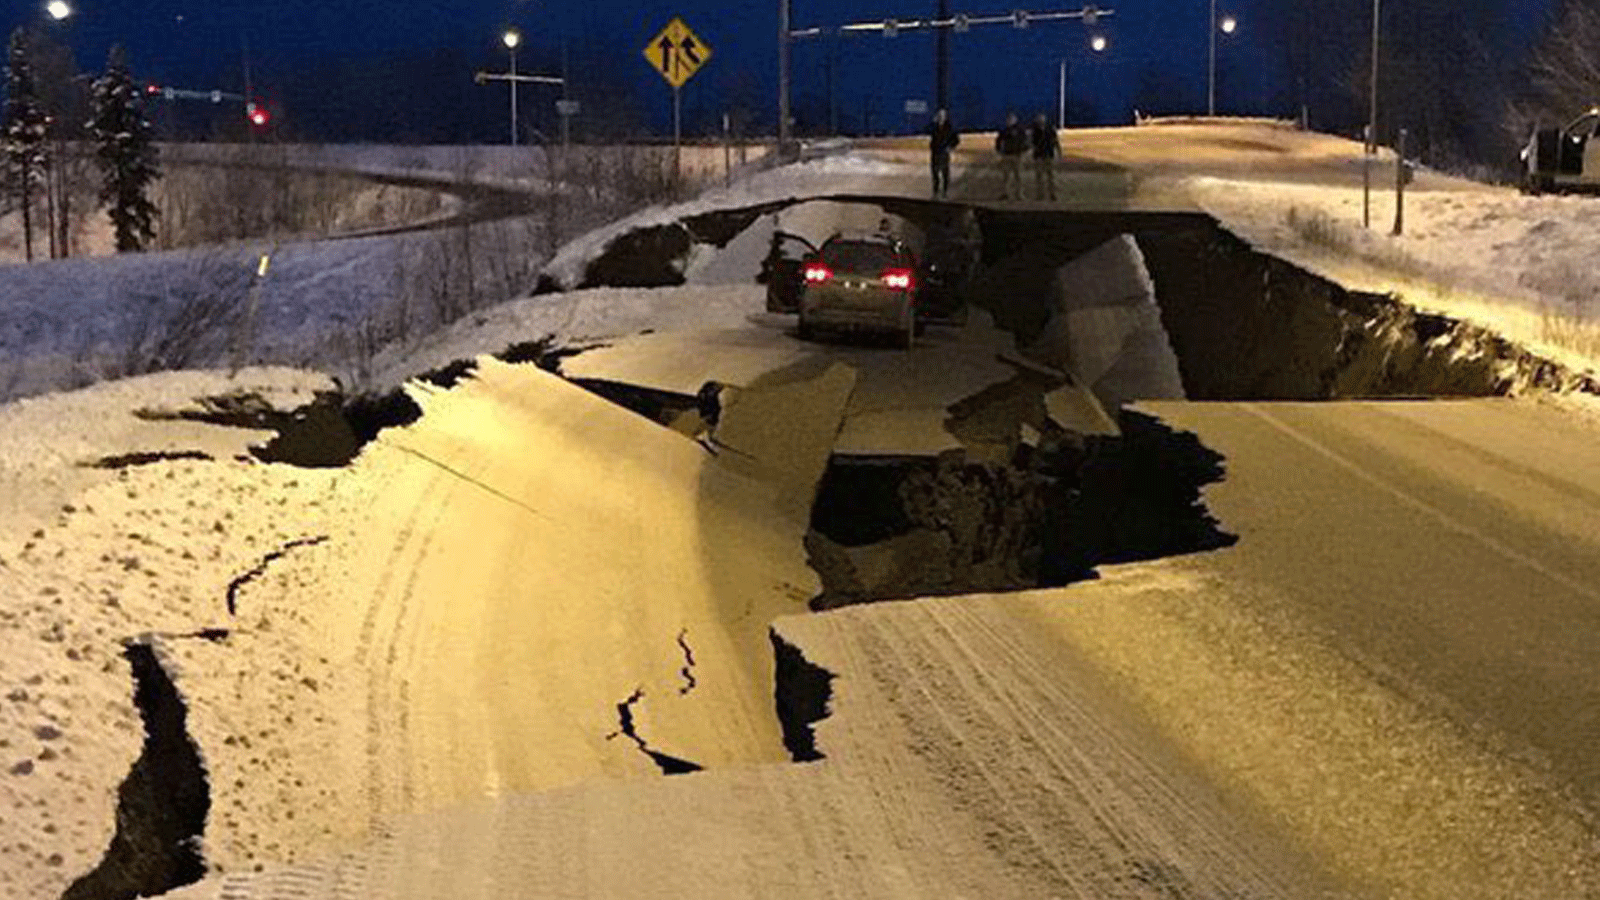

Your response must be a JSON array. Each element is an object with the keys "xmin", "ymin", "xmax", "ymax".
[
  {"xmin": 1187, "ymin": 173, "xmax": 1600, "ymax": 377},
  {"xmin": 0, "ymin": 139, "xmax": 798, "ymax": 405}
]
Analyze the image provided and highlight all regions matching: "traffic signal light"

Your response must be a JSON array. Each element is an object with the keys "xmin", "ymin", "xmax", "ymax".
[{"xmin": 246, "ymin": 101, "xmax": 270, "ymax": 129}]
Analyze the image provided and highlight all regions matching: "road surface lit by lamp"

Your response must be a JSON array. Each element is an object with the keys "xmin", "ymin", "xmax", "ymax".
[{"xmin": 45, "ymin": 1, "xmax": 71, "ymax": 21}]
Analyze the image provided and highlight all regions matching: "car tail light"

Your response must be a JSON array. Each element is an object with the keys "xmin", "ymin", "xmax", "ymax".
[
  {"xmin": 881, "ymin": 268, "xmax": 915, "ymax": 291},
  {"xmin": 803, "ymin": 263, "xmax": 832, "ymax": 284}
]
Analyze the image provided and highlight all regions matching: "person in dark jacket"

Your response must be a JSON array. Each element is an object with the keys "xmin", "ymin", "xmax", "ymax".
[
  {"xmin": 995, "ymin": 112, "xmax": 1028, "ymax": 199},
  {"xmin": 928, "ymin": 109, "xmax": 960, "ymax": 199},
  {"xmin": 1029, "ymin": 113, "xmax": 1061, "ymax": 201}
]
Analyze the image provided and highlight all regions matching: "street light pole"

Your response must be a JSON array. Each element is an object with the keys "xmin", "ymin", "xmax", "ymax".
[
  {"xmin": 1367, "ymin": 0, "xmax": 1380, "ymax": 155},
  {"xmin": 1058, "ymin": 58, "xmax": 1067, "ymax": 129},
  {"xmin": 1363, "ymin": 0, "xmax": 1380, "ymax": 227},
  {"xmin": 779, "ymin": 0, "xmax": 792, "ymax": 153},
  {"xmin": 1208, "ymin": 0, "xmax": 1217, "ymax": 116},
  {"xmin": 504, "ymin": 29, "xmax": 521, "ymax": 146}
]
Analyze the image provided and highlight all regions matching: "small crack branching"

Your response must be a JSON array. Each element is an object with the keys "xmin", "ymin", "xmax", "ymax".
[
  {"xmin": 675, "ymin": 629, "xmax": 698, "ymax": 696},
  {"xmin": 604, "ymin": 687, "xmax": 703, "ymax": 775},
  {"xmin": 225, "ymin": 536, "xmax": 329, "ymax": 615}
]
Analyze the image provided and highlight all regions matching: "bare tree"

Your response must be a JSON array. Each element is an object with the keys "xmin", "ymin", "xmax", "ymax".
[
  {"xmin": 1259, "ymin": 0, "xmax": 1523, "ymax": 166},
  {"xmin": 114, "ymin": 251, "xmax": 254, "ymax": 377},
  {"xmin": 1510, "ymin": 0, "xmax": 1600, "ymax": 136}
]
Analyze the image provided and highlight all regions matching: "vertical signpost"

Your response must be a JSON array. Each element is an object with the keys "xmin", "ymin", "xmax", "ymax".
[{"xmin": 644, "ymin": 17, "xmax": 713, "ymax": 184}]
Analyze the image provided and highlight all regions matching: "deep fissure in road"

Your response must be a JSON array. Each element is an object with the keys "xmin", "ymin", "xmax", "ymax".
[
  {"xmin": 965, "ymin": 207, "xmax": 1599, "ymax": 400},
  {"xmin": 806, "ymin": 412, "xmax": 1235, "ymax": 609},
  {"xmin": 62, "ymin": 642, "xmax": 210, "ymax": 900},
  {"xmin": 575, "ymin": 198, "xmax": 1598, "ymax": 401},
  {"xmin": 770, "ymin": 630, "xmax": 835, "ymax": 763}
]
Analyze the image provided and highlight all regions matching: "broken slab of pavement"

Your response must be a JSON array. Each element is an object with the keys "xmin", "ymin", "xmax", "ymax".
[
  {"xmin": 151, "ymin": 598, "xmax": 1326, "ymax": 900},
  {"xmin": 161, "ymin": 396, "xmax": 1600, "ymax": 900},
  {"xmin": 560, "ymin": 307, "xmax": 1112, "ymax": 460}
]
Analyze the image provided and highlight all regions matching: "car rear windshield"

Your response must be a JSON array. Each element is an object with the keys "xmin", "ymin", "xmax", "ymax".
[{"xmin": 821, "ymin": 240, "xmax": 900, "ymax": 273}]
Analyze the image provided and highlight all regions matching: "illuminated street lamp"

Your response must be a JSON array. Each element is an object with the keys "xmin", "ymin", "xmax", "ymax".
[
  {"xmin": 503, "ymin": 28, "xmax": 521, "ymax": 146},
  {"xmin": 1207, "ymin": 1, "xmax": 1238, "ymax": 115},
  {"xmin": 45, "ymin": 1, "xmax": 71, "ymax": 21},
  {"xmin": 1058, "ymin": 34, "xmax": 1109, "ymax": 129}
]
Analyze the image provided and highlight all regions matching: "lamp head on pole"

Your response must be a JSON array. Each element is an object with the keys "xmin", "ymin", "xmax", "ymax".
[
  {"xmin": 45, "ymin": 1, "xmax": 72, "ymax": 21},
  {"xmin": 503, "ymin": 29, "xmax": 522, "ymax": 50},
  {"xmin": 1220, "ymin": 15, "xmax": 1238, "ymax": 34},
  {"xmin": 1090, "ymin": 34, "xmax": 1108, "ymax": 52}
]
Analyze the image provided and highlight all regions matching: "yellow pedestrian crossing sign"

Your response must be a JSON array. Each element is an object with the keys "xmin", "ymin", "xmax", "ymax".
[{"xmin": 644, "ymin": 18, "xmax": 712, "ymax": 89}]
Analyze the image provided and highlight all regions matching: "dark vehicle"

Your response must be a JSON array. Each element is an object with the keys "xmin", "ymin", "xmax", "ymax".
[
  {"xmin": 760, "ymin": 230, "xmax": 818, "ymax": 312},
  {"xmin": 797, "ymin": 232, "xmax": 920, "ymax": 348},
  {"xmin": 1522, "ymin": 107, "xmax": 1600, "ymax": 195}
]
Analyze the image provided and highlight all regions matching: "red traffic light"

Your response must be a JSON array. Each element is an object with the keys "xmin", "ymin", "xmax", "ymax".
[
  {"xmin": 146, "ymin": 83, "xmax": 160, "ymax": 94},
  {"xmin": 246, "ymin": 101, "xmax": 270, "ymax": 128}
]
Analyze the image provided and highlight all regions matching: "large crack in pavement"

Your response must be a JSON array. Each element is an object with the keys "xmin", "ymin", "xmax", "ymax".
[
  {"xmin": 61, "ymin": 641, "xmax": 210, "ymax": 900},
  {"xmin": 605, "ymin": 689, "xmax": 705, "ymax": 776},
  {"xmin": 770, "ymin": 629, "xmax": 835, "ymax": 764},
  {"xmin": 804, "ymin": 411, "xmax": 1235, "ymax": 609}
]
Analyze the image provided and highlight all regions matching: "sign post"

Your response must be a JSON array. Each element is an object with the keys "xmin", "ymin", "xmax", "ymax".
[
  {"xmin": 556, "ymin": 99, "xmax": 580, "ymax": 171},
  {"xmin": 644, "ymin": 17, "xmax": 713, "ymax": 184}
]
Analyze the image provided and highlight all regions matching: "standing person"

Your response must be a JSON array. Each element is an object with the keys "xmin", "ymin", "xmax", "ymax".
[
  {"xmin": 928, "ymin": 108, "xmax": 959, "ymax": 199},
  {"xmin": 1030, "ymin": 113, "xmax": 1061, "ymax": 201},
  {"xmin": 995, "ymin": 112, "xmax": 1027, "ymax": 200}
]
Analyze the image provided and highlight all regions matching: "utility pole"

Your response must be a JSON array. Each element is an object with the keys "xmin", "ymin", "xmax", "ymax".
[
  {"xmin": 785, "ymin": 5, "xmax": 1112, "ymax": 148},
  {"xmin": 935, "ymin": 0, "xmax": 950, "ymax": 112},
  {"xmin": 778, "ymin": 0, "xmax": 792, "ymax": 153},
  {"xmin": 474, "ymin": 45, "xmax": 563, "ymax": 148}
]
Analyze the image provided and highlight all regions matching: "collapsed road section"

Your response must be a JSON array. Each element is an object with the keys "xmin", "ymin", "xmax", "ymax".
[
  {"xmin": 566, "ymin": 196, "xmax": 1599, "ymax": 402},
  {"xmin": 37, "ymin": 192, "xmax": 1599, "ymax": 900}
]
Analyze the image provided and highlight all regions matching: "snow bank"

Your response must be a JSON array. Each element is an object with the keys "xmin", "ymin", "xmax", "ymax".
[{"xmin": 1189, "ymin": 175, "xmax": 1600, "ymax": 376}]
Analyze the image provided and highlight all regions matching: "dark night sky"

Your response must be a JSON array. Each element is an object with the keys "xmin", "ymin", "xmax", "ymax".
[{"xmin": 4, "ymin": 0, "xmax": 1559, "ymax": 141}]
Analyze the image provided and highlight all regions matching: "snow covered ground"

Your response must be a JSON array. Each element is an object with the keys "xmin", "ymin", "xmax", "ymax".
[{"xmin": 1188, "ymin": 174, "xmax": 1600, "ymax": 376}]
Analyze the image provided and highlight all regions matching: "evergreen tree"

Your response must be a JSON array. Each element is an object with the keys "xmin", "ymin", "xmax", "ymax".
[
  {"xmin": 3, "ymin": 27, "xmax": 49, "ymax": 262},
  {"xmin": 90, "ymin": 44, "xmax": 159, "ymax": 252}
]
